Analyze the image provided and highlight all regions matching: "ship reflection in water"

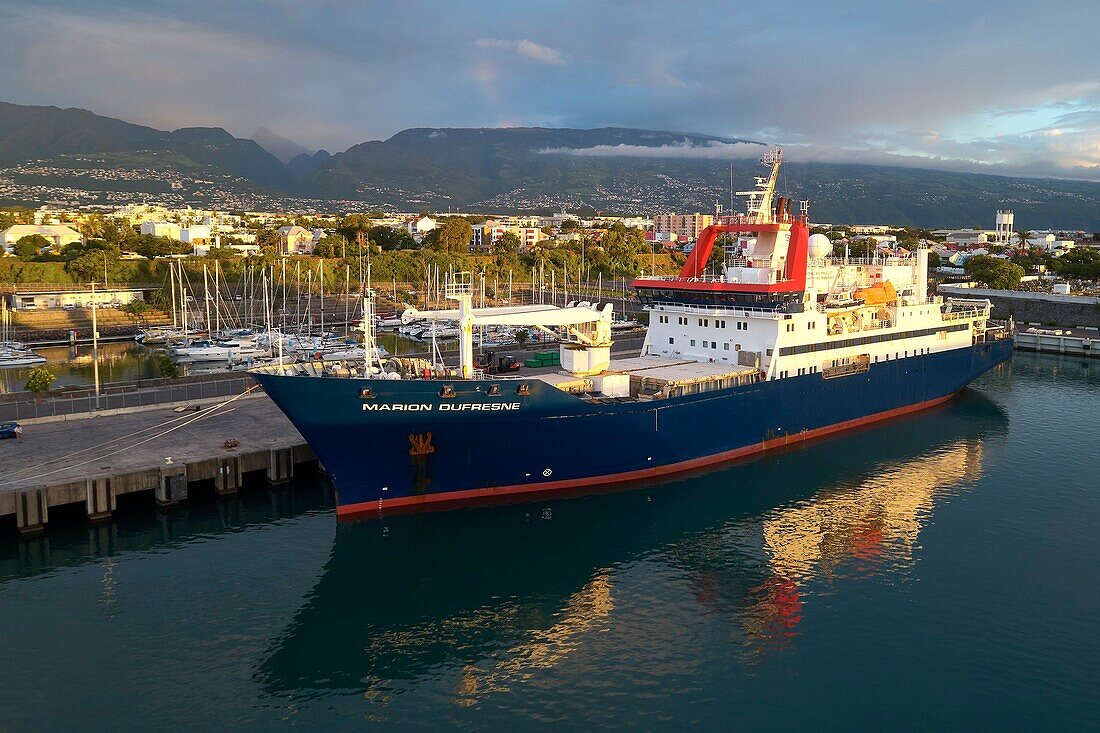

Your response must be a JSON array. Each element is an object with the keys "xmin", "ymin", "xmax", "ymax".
[{"xmin": 258, "ymin": 391, "xmax": 1007, "ymax": 713}]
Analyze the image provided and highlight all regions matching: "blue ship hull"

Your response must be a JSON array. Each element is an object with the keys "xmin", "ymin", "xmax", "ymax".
[{"xmin": 251, "ymin": 339, "xmax": 1013, "ymax": 517}]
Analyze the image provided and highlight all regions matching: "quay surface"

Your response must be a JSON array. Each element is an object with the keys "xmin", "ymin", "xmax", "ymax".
[
  {"xmin": 1014, "ymin": 324, "xmax": 1099, "ymax": 357},
  {"xmin": 0, "ymin": 395, "xmax": 314, "ymax": 535}
]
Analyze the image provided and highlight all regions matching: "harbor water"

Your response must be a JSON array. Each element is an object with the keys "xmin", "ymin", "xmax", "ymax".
[
  {"xmin": 0, "ymin": 333, "xmax": 426, "ymax": 394},
  {"xmin": 0, "ymin": 351, "xmax": 1097, "ymax": 730}
]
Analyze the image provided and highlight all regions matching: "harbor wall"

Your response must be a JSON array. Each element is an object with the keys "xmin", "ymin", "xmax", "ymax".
[{"xmin": 938, "ymin": 286, "xmax": 1100, "ymax": 328}]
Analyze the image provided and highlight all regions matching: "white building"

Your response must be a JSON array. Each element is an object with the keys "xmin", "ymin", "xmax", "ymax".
[
  {"xmin": 6, "ymin": 288, "xmax": 144, "ymax": 311},
  {"xmin": 0, "ymin": 224, "xmax": 82, "ymax": 253},
  {"xmin": 179, "ymin": 225, "xmax": 212, "ymax": 245},
  {"xmin": 139, "ymin": 221, "xmax": 182, "ymax": 240},
  {"xmin": 192, "ymin": 243, "xmax": 259, "ymax": 257},
  {"xmin": 406, "ymin": 216, "xmax": 438, "ymax": 239}
]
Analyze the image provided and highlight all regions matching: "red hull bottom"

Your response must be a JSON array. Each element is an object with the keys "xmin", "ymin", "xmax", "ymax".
[{"xmin": 336, "ymin": 391, "xmax": 959, "ymax": 520}]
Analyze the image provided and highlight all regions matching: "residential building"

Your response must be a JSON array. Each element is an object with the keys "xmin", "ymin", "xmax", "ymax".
[
  {"xmin": 179, "ymin": 225, "xmax": 212, "ymax": 245},
  {"xmin": 646, "ymin": 231, "xmax": 680, "ymax": 249},
  {"xmin": 139, "ymin": 221, "xmax": 183, "ymax": 240},
  {"xmin": 849, "ymin": 224, "xmax": 893, "ymax": 235},
  {"xmin": 277, "ymin": 225, "xmax": 315, "ymax": 255},
  {"xmin": 405, "ymin": 216, "xmax": 438, "ymax": 241},
  {"xmin": 654, "ymin": 213, "xmax": 713, "ymax": 242},
  {"xmin": 0, "ymin": 224, "xmax": 82, "ymax": 253},
  {"xmin": 471, "ymin": 223, "xmax": 548, "ymax": 252}
]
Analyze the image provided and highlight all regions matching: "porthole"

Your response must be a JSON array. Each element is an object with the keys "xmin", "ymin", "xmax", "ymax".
[
  {"xmin": 516, "ymin": 383, "xmax": 531, "ymax": 396},
  {"xmin": 358, "ymin": 387, "xmax": 375, "ymax": 399},
  {"xmin": 439, "ymin": 385, "xmax": 456, "ymax": 398}
]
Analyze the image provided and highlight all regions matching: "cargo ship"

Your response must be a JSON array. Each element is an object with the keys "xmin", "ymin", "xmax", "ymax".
[{"xmin": 250, "ymin": 149, "xmax": 1014, "ymax": 518}]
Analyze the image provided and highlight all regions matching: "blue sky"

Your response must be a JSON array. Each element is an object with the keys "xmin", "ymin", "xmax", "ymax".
[{"xmin": 2, "ymin": 0, "xmax": 1099, "ymax": 179}]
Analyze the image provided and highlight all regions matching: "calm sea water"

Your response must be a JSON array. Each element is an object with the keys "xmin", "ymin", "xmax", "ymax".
[{"xmin": 0, "ymin": 351, "xmax": 1097, "ymax": 731}]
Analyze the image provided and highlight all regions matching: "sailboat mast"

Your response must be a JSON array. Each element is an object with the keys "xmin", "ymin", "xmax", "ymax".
[
  {"xmin": 169, "ymin": 261, "xmax": 177, "ymax": 329},
  {"xmin": 203, "ymin": 263, "xmax": 211, "ymax": 335},
  {"xmin": 214, "ymin": 260, "xmax": 221, "ymax": 333}
]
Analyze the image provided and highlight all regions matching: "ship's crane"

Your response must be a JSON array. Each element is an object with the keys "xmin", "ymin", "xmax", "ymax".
[{"xmin": 401, "ymin": 273, "xmax": 614, "ymax": 378}]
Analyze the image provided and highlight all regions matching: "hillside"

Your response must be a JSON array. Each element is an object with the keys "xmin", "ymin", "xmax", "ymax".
[
  {"xmin": 301, "ymin": 128, "xmax": 1100, "ymax": 229},
  {"xmin": 0, "ymin": 101, "xmax": 290, "ymax": 191},
  {"xmin": 1, "ymin": 101, "xmax": 1099, "ymax": 229}
]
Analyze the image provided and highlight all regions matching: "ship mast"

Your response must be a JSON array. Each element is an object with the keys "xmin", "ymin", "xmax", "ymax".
[{"xmin": 737, "ymin": 147, "xmax": 783, "ymax": 224}]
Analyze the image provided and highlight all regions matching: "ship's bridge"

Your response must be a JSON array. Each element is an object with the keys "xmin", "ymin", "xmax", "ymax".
[{"xmin": 632, "ymin": 216, "xmax": 811, "ymax": 311}]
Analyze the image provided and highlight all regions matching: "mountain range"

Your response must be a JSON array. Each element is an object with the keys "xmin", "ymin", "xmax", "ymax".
[{"xmin": 2, "ymin": 100, "xmax": 1099, "ymax": 230}]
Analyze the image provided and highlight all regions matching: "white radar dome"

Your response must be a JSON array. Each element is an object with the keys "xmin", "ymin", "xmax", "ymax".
[{"xmin": 808, "ymin": 233, "xmax": 832, "ymax": 260}]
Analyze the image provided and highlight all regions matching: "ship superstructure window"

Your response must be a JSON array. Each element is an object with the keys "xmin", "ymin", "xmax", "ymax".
[
  {"xmin": 736, "ymin": 321, "xmax": 749, "ymax": 330},
  {"xmin": 658, "ymin": 315, "xmax": 669, "ymax": 324},
  {"xmin": 690, "ymin": 339, "xmax": 696, "ymax": 346},
  {"xmin": 786, "ymin": 323, "xmax": 796, "ymax": 332},
  {"xmin": 724, "ymin": 343, "xmax": 730, "ymax": 350},
  {"xmin": 717, "ymin": 320, "xmax": 726, "ymax": 328},
  {"xmin": 669, "ymin": 337, "xmax": 675, "ymax": 344}
]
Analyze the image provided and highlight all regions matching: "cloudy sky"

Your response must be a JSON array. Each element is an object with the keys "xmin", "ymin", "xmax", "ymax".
[{"xmin": 1, "ymin": 0, "xmax": 1098, "ymax": 179}]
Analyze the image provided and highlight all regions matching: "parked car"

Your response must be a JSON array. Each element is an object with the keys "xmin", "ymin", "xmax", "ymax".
[
  {"xmin": 0, "ymin": 422, "xmax": 22, "ymax": 440},
  {"xmin": 62, "ymin": 303, "xmax": 76, "ymax": 311}
]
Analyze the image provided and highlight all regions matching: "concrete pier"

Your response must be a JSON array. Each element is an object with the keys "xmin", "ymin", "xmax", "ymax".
[
  {"xmin": 0, "ymin": 396, "xmax": 316, "ymax": 535},
  {"xmin": 1014, "ymin": 325, "xmax": 1099, "ymax": 357}
]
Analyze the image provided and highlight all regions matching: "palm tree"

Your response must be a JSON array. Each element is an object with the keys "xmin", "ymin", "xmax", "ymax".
[{"xmin": 1016, "ymin": 229, "xmax": 1030, "ymax": 248}]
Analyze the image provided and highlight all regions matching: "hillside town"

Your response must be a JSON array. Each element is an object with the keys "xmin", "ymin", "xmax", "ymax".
[{"xmin": 3, "ymin": 202, "xmax": 1099, "ymax": 294}]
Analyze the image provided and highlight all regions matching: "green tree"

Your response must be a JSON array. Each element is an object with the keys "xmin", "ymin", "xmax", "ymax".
[
  {"xmin": 425, "ymin": 218, "xmax": 473, "ymax": 253},
  {"xmin": 495, "ymin": 231, "xmax": 521, "ymax": 254},
  {"xmin": 335, "ymin": 214, "xmax": 375, "ymax": 241},
  {"xmin": 13, "ymin": 234, "xmax": 49, "ymax": 259},
  {"xmin": 369, "ymin": 226, "xmax": 415, "ymax": 251},
  {"xmin": 964, "ymin": 255, "xmax": 1025, "ymax": 289},
  {"xmin": 64, "ymin": 246, "xmax": 125, "ymax": 282},
  {"xmin": 1052, "ymin": 248, "xmax": 1100, "ymax": 279},
  {"xmin": 314, "ymin": 234, "xmax": 349, "ymax": 258},
  {"xmin": 129, "ymin": 234, "xmax": 189, "ymax": 260},
  {"xmin": 24, "ymin": 367, "xmax": 56, "ymax": 393}
]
